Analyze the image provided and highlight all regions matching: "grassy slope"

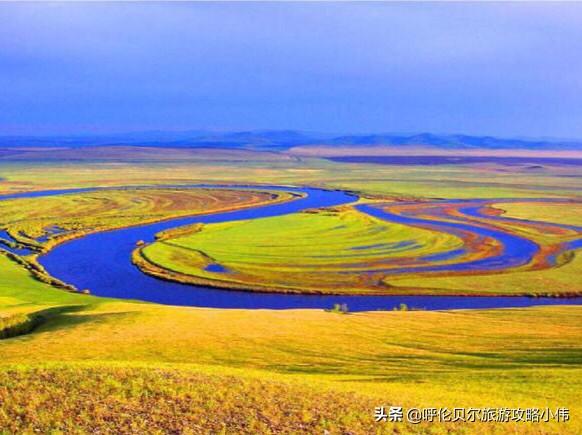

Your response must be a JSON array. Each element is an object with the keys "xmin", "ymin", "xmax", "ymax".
[
  {"xmin": 1, "ymin": 254, "xmax": 581, "ymax": 433},
  {"xmin": 0, "ymin": 253, "xmax": 90, "ymax": 313},
  {"xmin": 0, "ymin": 366, "xmax": 382, "ymax": 434}
]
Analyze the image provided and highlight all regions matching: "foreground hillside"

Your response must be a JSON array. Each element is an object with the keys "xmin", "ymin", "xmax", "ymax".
[
  {"xmin": 0, "ymin": 366, "xmax": 382, "ymax": 434},
  {"xmin": 1, "ymin": 253, "xmax": 580, "ymax": 434}
]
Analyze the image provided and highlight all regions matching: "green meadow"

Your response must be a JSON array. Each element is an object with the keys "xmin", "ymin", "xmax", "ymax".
[
  {"xmin": 0, "ymin": 150, "xmax": 581, "ymax": 433},
  {"xmin": 138, "ymin": 207, "xmax": 463, "ymax": 294},
  {"xmin": 136, "ymin": 199, "xmax": 582, "ymax": 296},
  {"xmin": 1, "ymin": 150, "xmax": 580, "ymax": 200}
]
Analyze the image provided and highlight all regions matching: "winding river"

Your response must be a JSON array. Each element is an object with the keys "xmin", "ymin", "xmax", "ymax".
[{"xmin": 2, "ymin": 185, "xmax": 581, "ymax": 311}]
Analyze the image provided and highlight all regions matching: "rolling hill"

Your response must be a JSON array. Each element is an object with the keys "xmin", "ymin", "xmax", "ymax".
[{"xmin": 1, "ymin": 130, "xmax": 581, "ymax": 152}]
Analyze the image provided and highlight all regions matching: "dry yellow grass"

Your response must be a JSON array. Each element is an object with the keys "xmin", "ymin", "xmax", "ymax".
[
  {"xmin": 0, "ymin": 365, "xmax": 388, "ymax": 434},
  {"xmin": 1, "ymin": 250, "xmax": 580, "ymax": 433}
]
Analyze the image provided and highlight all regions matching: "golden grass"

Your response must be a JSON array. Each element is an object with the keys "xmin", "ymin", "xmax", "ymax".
[
  {"xmin": 499, "ymin": 201, "xmax": 582, "ymax": 227},
  {"xmin": 0, "ymin": 365, "xmax": 390, "ymax": 434}
]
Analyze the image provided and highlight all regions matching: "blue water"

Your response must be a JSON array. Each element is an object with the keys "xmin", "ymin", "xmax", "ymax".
[
  {"xmin": 0, "ymin": 187, "xmax": 97, "ymax": 201},
  {"xmin": 459, "ymin": 201, "xmax": 582, "ymax": 266},
  {"xmin": 422, "ymin": 248, "xmax": 466, "ymax": 262},
  {"xmin": 0, "ymin": 229, "xmax": 35, "ymax": 256},
  {"xmin": 357, "ymin": 202, "xmax": 540, "ymax": 274},
  {"xmin": 0, "ymin": 185, "xmax": 580, "ymax": 311},
  {"xmin": 205, "ymin": 264, "xmax": 228, "ymax": 273}
]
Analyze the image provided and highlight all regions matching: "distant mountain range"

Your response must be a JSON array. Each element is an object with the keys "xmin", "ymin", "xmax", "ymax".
[
  {"xmin": 325, "ymin": 133, "xmax": 582, "ymax": 150},
  {"xmin": 1, "ymin": 130, "xmax": 581, "ymax": 151}
]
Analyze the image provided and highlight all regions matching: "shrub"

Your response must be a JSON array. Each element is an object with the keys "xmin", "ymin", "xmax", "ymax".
[{"xmin": 328, "ymin": 303, "xmax": 349, "ymax": 314}]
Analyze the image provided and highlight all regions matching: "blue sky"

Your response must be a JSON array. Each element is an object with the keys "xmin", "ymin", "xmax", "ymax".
[{"xmin": 1, "ymin": 2, "xmax": 581, "ymax": 137}]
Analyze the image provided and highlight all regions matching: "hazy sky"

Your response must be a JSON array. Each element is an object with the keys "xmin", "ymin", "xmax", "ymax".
[{"xmin": 1, "ymin": 2, "xmax": 582, "ymax": 137}]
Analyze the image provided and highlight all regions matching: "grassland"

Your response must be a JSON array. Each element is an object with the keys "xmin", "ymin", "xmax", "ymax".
[
  {"xmin": 0, "ymin": 187, "xmax": 293, "ymax": 252},
  {"xmin": 135, "ymin": 198, "xmax": 582, "ymax": 296},
  {"xmin": 0, "ymin": 149, "xmax": 581, "ymax": 433},
  {"xmin": 0, "ymin": 147, "xmax": 580, "ymax": 201},
  {"xmin": 500, "ymin": 201, "xmax": 582, "ymax": 227},
  {"xmin": 1, "ymin": 252, "xmax": 581, "ymax": 433},
  {"xmin": 0, "ymin": 366, "xmax": 381, "ymax": 434},
  {"xmin": 136, "ymin": 207, "xmax": 464, "ymax": 293}
]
